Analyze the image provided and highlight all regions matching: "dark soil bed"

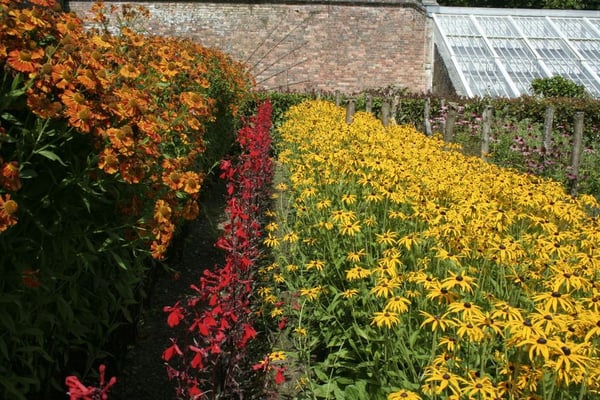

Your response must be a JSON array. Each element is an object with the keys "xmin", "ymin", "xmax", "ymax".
[{"xmin": 110, "ymin": 178, "xmax": 227, "ymax": 400}]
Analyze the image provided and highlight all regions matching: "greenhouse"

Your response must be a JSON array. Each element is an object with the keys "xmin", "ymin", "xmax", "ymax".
[{"xmin": 431, "ymin": 6, "xmax": 600, "ymax": 98}]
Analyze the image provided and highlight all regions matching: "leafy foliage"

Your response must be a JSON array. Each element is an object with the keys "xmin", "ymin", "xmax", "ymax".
[
  {"xmin": 531, "ymin": 76, "xmax": 589, "ymax": 99},
  {"xmin": 0, "ymin": 0, "xmax": 251, "ymax": 398}
]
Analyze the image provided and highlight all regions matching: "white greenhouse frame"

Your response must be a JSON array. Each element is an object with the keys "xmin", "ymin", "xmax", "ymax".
[{"xmin": 429, "ymin": 6, "xmax": 600, "ymax": 98}]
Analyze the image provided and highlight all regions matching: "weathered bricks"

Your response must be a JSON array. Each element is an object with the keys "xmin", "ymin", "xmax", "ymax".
[{"xmin": 69, "ymin": 1, "xmax": 434, "ymax": 94}]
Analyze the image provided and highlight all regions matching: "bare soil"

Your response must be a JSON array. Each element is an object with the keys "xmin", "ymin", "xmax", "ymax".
[{"xmin": 110, "ymin": 178, "xmax": 227, "ymax": 400}]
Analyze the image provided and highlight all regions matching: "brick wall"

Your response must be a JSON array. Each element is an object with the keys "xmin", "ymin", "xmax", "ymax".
[{"xmin": 69, "ymin": 1, "xmax": 435, "ymax": 94}]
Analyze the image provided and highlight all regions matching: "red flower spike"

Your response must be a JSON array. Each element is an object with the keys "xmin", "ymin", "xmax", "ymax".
[{"xmin": 162, "ymin": 102, "xmax": 274, "ymax": 397}]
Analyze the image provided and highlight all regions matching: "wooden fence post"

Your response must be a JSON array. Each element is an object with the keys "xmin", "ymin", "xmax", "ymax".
[
  {"xmin": 335, "ymin": 90, "xmax": 341, "ymax": 106},
  {"xmin": 543, "ymin": 106, "xmax": 555, "ymax": 154},
  {"xmin": 423, "ymin": 98, "xmax": 433, "ymax": 136},
  {"xmin": 346, "ymin": 99, "xmax": 355, "ymax": 125},
  {"xmin": 391, "ymin": 95, "xmax": 400, "ymax": 125},
  {"xmin": 381, "ymin": 101, "xmax": 390, "ymax": 127},
  {"xmin": 444, "ymin": 103, "xmax": 457, "ymax": 142},
  {"xmin": 481, "ymin": 105, "xmax": 493, "ymax": 161},
  {"xmin": 570, "ymin": 111, "xmax": 585, "ymax": 196},
  {"xmin": 366, "ymin": 95, "xmax": 373, "ymax": 114}
]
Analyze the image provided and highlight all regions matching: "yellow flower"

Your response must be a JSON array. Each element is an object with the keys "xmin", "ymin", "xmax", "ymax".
[
  {"xmin": 265, "ymin": 222, "xmax": 279, "ymax": 232},
  {"xmin": 447, "ymin": 301, "xmax": 484, "ymax": 320},
  {"xmin": 299, "ymin": 286, "xmax": 323, "ymax": 301},
  {"xmin": 341, "ymin": 289, "xmax": 359, "ymax": 298},
  {"xmin": 376, "ymin": 229, "xmax": 398, "ymax": 246},
  {"xmin": 316, "ymin": 199, "xmax": 331, "ymax": 209},
  {"xmin": 371, "ymin": 311, "xmax": 400, "ymax": 329},
  {"xmin": 532, "ymin": 290, "xmax": 575, "ymax": 313},
  {"xmin": 422, "ymin": 366, "xmax": 463, "ymax": 396},
  {"xmin": 282, "ymin": 231, "xmax": 299, "ymax": 242},
  {"xmin": 384, "ymin": 295, "xmax": 411, "ymax": 313},
  {"xmin": 371, "ymin": 279, "xmax": 400, "ymax": 298},
  {"xmin": 341, "ymin": 193, "xmax": 357, "ymax": 205},
  {"xmin": 462, "ymin": 375, "xmax": 498, "ymax": 399},
  {"xmin": 455, "ymin": 319, "xmax": 485, "ymax": 342},
  {"xmin": 419, "ymin": 311, "xmax": 454, "ymax": 332},
  {"xmin": 440, "ymin": 271, "xmax": 477, "ymax": 293},
  {"xmin": 339, "ymin": 220, "xmax": 361, "ymax": 236},
  {"xmin": 270, "ymin": 308, "xmax": 283, "ymax": 318},
  {"xmin": 346, "ymin": 249, "xmax": 366, "ymax": 262},
  {"xmin": 388, "ymin": 389, "xmax": 421, "ymax": 400},
  {"xmin": 346, "ymin": 265, "xmax": 371, "ymax": 281},
  {"xmin": 306, "ymin": 259, "xmax": 325, "ymax": 271},
  {"xmin": 269, "ymin": 351, "xmax": 286, "ymax": 361},
  {"xmin": 264, "ymin": 233, "xmax": 280, "ymax": 248},
  {"xmin": 516, "ymin": 335, "xmax": 553, "ymax": 362},
  {"xmin": 286, "ymin": 264, "xmax": 299, "ymax": 272},
  {"xmin": 294, "ymin": 327, "xmax": 307, "ymax": 336}
]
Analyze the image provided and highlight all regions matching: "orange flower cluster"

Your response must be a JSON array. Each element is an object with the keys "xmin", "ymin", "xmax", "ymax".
[
  {"xmin": 0, "ymin": 0, "xmax": 252, "ymax": 258},
  {"xmin": 0, "ymin": 126, "xmax": 21, "ymax": 231}
]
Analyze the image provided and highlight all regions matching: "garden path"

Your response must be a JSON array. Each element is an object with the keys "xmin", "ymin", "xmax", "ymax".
[{"xmin": 111, "ymin": 178, "xmax": 227, "ymax": 400}]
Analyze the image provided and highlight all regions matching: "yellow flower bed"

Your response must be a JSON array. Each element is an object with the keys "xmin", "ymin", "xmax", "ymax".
[{"xmin": 260, "ymin": 100, "xmax": 600, "ymax": 399}]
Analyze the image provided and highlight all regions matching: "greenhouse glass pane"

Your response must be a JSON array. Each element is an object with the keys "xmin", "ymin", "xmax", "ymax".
[
  {"xmin": 432, "ymin": 7, "xmax": 600, "ymax": 98},
  {"xmin": 448, "ymin": 36, "xmax": 491, "ymax": 58},
  {"xmin": 489, "ymin": 38, "xmax": 534, "ymax": 59},
  {"xmin": 529, "ymin": 39, "xmax": 577, "ymax": 62},
  {"xmin": 512, "ymin": 17, "xmax": 558, "ymax": 38},
  {"xmin": 437, "ymin": 15, "xmax": 479, "ymax": 36},
  {"xmin": 551, "ymin": 18, "xmax": 596, "ymax": 39},
  {"xmin": 571, "ymin": 40, "xmax": 600, "ymax": 64},
  {"xmin": 588, "ymin": 18, "xmax": 600, "ymax": 32},
  {"xmin": 477, "ymin": 16, "xmax": 520, "ymax": 38}
]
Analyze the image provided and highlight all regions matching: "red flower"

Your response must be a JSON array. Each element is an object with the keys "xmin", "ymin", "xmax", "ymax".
[
  {"xmin": 163, "ymin": 340, "xmax": 183, "ymax": 361},
  {"xmin": 164, "ymin": 302, "xmax": 184, "ymax": 327},
  {"xmin": 274, "ymin": 367, "xmax": 286, "ymax": 385}
]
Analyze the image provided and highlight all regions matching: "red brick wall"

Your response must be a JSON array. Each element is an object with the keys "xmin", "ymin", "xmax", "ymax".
[{"xmin": 69, "ymin": 1, "xmax": 434, "ymax": 94}]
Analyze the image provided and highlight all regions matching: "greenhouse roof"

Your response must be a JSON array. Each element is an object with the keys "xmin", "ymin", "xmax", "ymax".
[{"xmin": 430, "ymin": 6, "xmax": 600, "ymax": 98}]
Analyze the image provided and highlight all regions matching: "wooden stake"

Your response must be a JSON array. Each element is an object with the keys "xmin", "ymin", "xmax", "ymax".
[{"xmin": 570, "ymin": 111, "xmax": 585, "ymax": 196}]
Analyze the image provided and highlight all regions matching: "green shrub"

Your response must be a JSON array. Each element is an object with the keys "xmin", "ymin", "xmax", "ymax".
[{"xmin": 531, "ymin": 75, "xmax": 589, "ymax": 98}]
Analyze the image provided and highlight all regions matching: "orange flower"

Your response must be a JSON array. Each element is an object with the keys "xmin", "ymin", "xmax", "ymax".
[
  {"xmin": 119, "ymin": 159, "xmax": 145, "ymax": 184},
  {"xmin": 9, "ymin": 8, "xmax": 38, "ymax": 31},
  {"xmin": 107, "ymin": 126, "xmax": 135, "ymax": 155},
  {"xmin": 29, "ymin": 0, "xmax": 58, "ymax": 7},
  {"xmin": 180, "ymin": 91, "xmax": 205, "ymax": 109},
  {"xmin": 60, "ymin": 89, "xmax": 88, "ymax": 110},
  {"xmin": 6, "ymin": 48, "xmax": 44, "ymax": 73},
  {"xmin": 67, "ymin": 106, "xmax": 93, "ymax": 133},
  {"xmin": 98, "ymin": 148, "xmax": 119, "ymax": 174},
  {"xmin": 150, "ymin": 240, "xmax": 167, "ymax": 260},
  {"xmin": 1, "ymin": 161, "xmax": 21, "ymax": 191},
  {"xmin": 154, "ymin": 199, "xmax": 172, "ymax": 224},
  {"xmin": 181, "ymin": 199, "xmax": 199, "ymax": 220},
  {"xmin": 154, "ymin": 59, "xmax": 180, "ymax": 78},
  {"xmin": 163, "ymin": 171, "xmax": 184, "ymax": 191},
  {"xmin": 76, "ymin": 67, "xmax": 97, "ymax": 90},
  {"xmin": 56, "ymin": 14, "xmax": 82, "ymax": 35},
  {"xmin": 0, "ymin": 193, "xmax": 18, "ymax": 232},
  {"xmin": 52, "ymin": 64, "xmax": 76, "ymax": 90},
  {"xmin": 182, "ymin": 171, "xmax": 202, "ymax": 194},
  {"xmin": 119, "ymin": 64, "xmax": 141, "ymax": 79}
]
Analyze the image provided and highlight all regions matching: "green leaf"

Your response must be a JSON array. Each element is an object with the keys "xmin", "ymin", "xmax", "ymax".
[
  {"xmin": 36, "ymin": 149, "xmax": 67, "ymax": 166},
  {"xmin": 0, "ymin": 337, "xmax": 9, "ymax": 361},
  {"xmin": 0, "ymin": 311, "xmax": 16, "ymax": 334},
  {"xmin": 314, "ymin": 367, "xmax": 329, "ymax": 382},
  {"xmin": 19, "ymin": 169, "xmax": 38, "ymax": 179},
  {"xmin": 111, "ymin": 251, "xmax": 128, "ymax": 270}
]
